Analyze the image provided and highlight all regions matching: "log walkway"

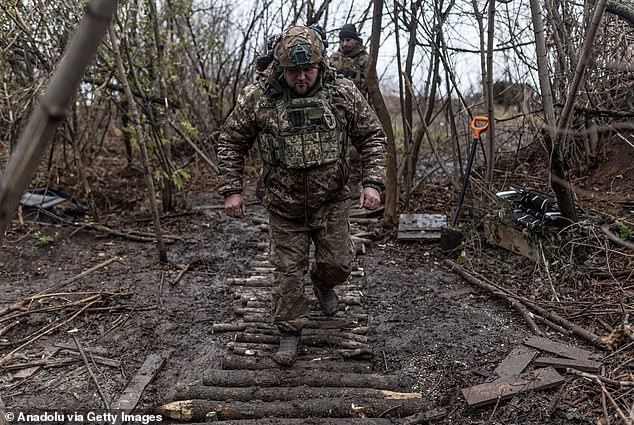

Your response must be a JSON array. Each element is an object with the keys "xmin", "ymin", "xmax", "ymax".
[{"xmin": 159, "ymin": 208, "xmax": 440, "ymax": 423}]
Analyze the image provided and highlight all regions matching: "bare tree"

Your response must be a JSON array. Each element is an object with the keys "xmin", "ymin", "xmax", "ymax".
[{"xmin": 367, "ymin": 0, "xmax": 397, "ymax": 225}]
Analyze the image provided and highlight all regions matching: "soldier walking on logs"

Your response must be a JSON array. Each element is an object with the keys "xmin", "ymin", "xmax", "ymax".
[{"xmin": 217, "ymin": 25, "xmax": 386, "ymax": 366}]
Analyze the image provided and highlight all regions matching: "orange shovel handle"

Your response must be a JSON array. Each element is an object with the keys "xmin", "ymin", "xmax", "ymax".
[{"xmin": 471, "ymin": 116, "xmax": 489, "ymax": 140}]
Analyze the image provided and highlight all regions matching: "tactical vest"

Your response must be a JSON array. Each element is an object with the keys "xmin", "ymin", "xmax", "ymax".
[
  {"xmin": 336, "ymin": 57, "xmax": 362, "ymax": 84},
  {"xmin": 258, "ymin": 89, "xmax": 346, "ymax": 169}
]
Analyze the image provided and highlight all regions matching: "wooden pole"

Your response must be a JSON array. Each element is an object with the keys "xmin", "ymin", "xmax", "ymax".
[
  {"xmin": 157, "ymin": 397, "xmax": 433, "ymax": 422},
  {"xmin": 174, "ymin": 384, "xmax": 422, "ymax": 402}
]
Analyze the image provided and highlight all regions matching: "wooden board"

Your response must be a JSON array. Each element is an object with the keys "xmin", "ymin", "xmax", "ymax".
[
  {"xmin": 112, "ymin": 350, "xmax": 172, "ymax": 412},
  {"xmin": 493, "ymin": 347, "xmax": 537, "ymax": 379},
  {"xmin": 397, "ymin": 213, "xmax": 447, "ymax": 242},
  {"xmin": 461, "ymin": 367, "xmax": 564, "ymax": 407},
  {"xmin": 484, "ymin": 220, "xmax": 541, "ymax": 261},
  {"xmin": 524, "ymin": 336, "xmax": 597, "ymax": 360},
  {"xmin": 533, "ymin": 356, "xmax": 601, "ymax": 373}
]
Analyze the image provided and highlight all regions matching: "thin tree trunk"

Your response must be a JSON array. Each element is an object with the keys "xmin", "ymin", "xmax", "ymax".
[
  {"xmin": 367, "ymin": 0, "xmax": 397, "ymax": 225},
  {"xmin": 485, "ymin": 0, "xmax": 496, "ymax": 186},
  {"xmin": 0, "ymin": 0, "xmax": 118, "ymax": 241},
  {"xmin": 109, "ymin": 24, "xmax": 168, "ymax": 263},
  {"xmin": 147, "ymin": 0, "xmax": 176, "ymax": 211},
  {"xmin": 529, "ymin": 0, "xmax": 577, "ymax": 223}
]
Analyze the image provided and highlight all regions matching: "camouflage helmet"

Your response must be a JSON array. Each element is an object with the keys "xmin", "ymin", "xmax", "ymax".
[{"xmin": 274, "ymin": 26, "xmax": 324, "ymax": 69}]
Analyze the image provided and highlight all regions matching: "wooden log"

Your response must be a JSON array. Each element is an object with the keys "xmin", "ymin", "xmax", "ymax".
[
  {"xmin": 238, "ymin": 293, "xmax": 362, "ymax": 306},
  {"xmin": 232, "ymin": 334, "xmax": 370, "ymax": 350},
  {"xmin": 212, "ymin": 323, "xmax": 247, "ymax": 333},
  {"xmin": 204, "ymin": 369, "xmax": 403, "ymax": 389},
  {"xmin": 235, "ymin": 331, "xmax": 368, "ymax": 345},
  {"xmin": 227, "ymin": 346, "xmax": 271, "ymax": 357},
  {"xmin": 234, "ymin": 306, "xmax": 267, "ymax": 315},
  {"xmin": 351, "ymin": 326, "xmax": 368, "ymax": 335},
  {"xmin": 227, "ymin": 343, "xmax": 372, "ymax": 360},
  {"xmin": 244, "ymin": 326, "xmax": 278, "ymax": 335},
  {"xmin": 220, "ymin": 355, "xmax": 371, "ymax": 373},
  {"xmin": 244, "ymin": 300, "xmax": 269, "ymax": 308},
  {"xmin": 173, "ymin": 384, "xmax": 422, "ymax": 402},
  {"xmin": 157, "ymin": 397, "xmax": 433, "ymax": 422},
  {"xmin": 227, "ymin": 276, "xmax": 271, "ymax": 287},
  {"xmin": 241, "ymin": 322, "xmax": 368, "ymax": 335},
  {"xmin": 250, "ymin": 260, "xmax": 272, "ymax": 267},
  {"xmin": 242, "ymin": 316, "xmax": 364, "ymax": 328},
  {"xmin": 349, "ymin": 218, "xmax": 380, "ymax": 224},
  {"xmin": 247, "ymin": 267, "xmax": 274, "ymax": 275}
]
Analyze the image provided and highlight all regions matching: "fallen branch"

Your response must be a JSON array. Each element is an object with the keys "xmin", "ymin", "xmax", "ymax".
[
  {"xmin": 596, "ymin": 378, "xmax": 631, "ymax": 424},
  {"xmin": 566, "ymin": 368, "xmax": 634, "ymax": 387},
  {"xmin": 75, "ymin": 222, "xmax": 178, "ymax": 243},
  {"xmin": 601, "ymin": 225, "xmax": 634, "ymax": 250},
  {"xmin": 0, "ymin": 262, "xmax": 119, "ymax": 317},
  {"xmin": 444, "ymin": 260, "xmax": 607, "ymax": 350},
  {"xmin": 73, "ymin": 335, "xmax": 110, "ymax": 410},
  {"xmin": 171, "ymin": 263, "xmax": 190, "ymax": 285},
  {"xmin": 442, "ymin": 259, "xmax": 542, "ymax": 336},
  {"xmin": 32, "ymin": 256, "xmax": 120, "ymax": 298},
  {"xmin": 0, "ymin": 298, "xmax": 101, "ymax": 366}
]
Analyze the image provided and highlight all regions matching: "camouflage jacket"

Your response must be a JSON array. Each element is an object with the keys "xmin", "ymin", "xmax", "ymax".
[
  {"xmin": 217, "ymin": 66, "xmax": 386, "ymax": 221},
  {"xmin": 328, "ymin": 45, "xmax": 369, "ymax": 97}
]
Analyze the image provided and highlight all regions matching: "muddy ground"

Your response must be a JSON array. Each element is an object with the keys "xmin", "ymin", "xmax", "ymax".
[{"xmin": 0, "ymin": 139, "xmax": 632, "ymax": 424}]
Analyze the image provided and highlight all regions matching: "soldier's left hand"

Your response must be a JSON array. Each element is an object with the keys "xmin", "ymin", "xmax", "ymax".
[{"xmin": 359, "ymin": 187, "xmax": 381, "ymax": 210}]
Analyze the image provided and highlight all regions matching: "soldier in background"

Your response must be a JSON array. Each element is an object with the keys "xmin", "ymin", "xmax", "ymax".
[
  {"xmin": 328, "ymin": 24, "xmax": 371, "ymax": 194},
  {"xmin": 217, "ymin": 25, "xmax": 386, "ymax": 366},
  {"xmin": 328, "ymin": 24, "xmax": 369, "ymax": 99}
]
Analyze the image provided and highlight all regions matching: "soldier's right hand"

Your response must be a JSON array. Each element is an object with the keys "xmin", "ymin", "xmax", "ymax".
[{"xmin": 224, "ymin": 193, "xmax": 247, "ymax": 218}]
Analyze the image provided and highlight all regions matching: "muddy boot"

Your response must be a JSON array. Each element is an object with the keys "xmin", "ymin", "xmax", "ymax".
[
  {"xmin": 273, "ymin": 331, "xmax": 301, "ymax": 366},
  {"xmin": 315, "ymin": 287, "xmax": 339, "ymax": 315}
]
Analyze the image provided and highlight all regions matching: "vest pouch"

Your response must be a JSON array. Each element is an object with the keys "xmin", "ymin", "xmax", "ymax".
[
  {"xmin": 276, "ymin": 96, "xmax": 344, "ymax": 169},
  {"xmin": 257, "ymin": 133, "xmax": 279, "ymax": 164},
  {"xmin": 280, "ymin": 130, "xmax": 343, "ymax": 169}
]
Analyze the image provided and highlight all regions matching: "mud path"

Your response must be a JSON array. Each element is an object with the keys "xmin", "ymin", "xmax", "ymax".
[{"xmin": 0, "ymin": 190, "xmax": 597, "ymax": 424}]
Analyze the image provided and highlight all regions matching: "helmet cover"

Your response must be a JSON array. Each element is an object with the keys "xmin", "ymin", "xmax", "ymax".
[{"xmin": 274, "ymin": 26, "xmax": 324, "ymax": 68}]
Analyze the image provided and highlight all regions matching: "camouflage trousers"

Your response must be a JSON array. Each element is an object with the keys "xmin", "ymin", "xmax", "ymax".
[{"xmin": 268, "ymin": 200, "xmax": 356, "ymax": 332}]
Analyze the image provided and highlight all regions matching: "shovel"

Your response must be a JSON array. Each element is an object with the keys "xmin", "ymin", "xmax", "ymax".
[{"xmin": 441, "ymin": 116, "xmax": 489, "ymax": 253}]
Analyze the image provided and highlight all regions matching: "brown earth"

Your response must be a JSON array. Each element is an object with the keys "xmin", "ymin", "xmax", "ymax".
[{"xmin": 0, "ymin": 136, "xmax": 632, "ymax": 424}]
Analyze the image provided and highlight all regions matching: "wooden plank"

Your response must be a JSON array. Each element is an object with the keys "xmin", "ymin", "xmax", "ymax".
[
  {"xmin": 533, "ymin": 356, "xmax": 601, "ymax": 373},
  {"xmin": 524, "ymin": 336, "xmax": 597, "ymax": 360},
  {"xmin": 111, "ymin": 350, "xmax": 172, "ymax": 412},
  {"xmin": 484, "ymin": 220, "xmax": 541, "ymax": 261},
  {"xmin": 397, "ymin": 213, "xmax": 446, "ymax": 242},
  {"xmin": 493, "ymin": 347, "xmax": 537, "ymax": 379},
  {"xmin": 461, "ymin": 367, "xmax": 564, "ymax": 407}
]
